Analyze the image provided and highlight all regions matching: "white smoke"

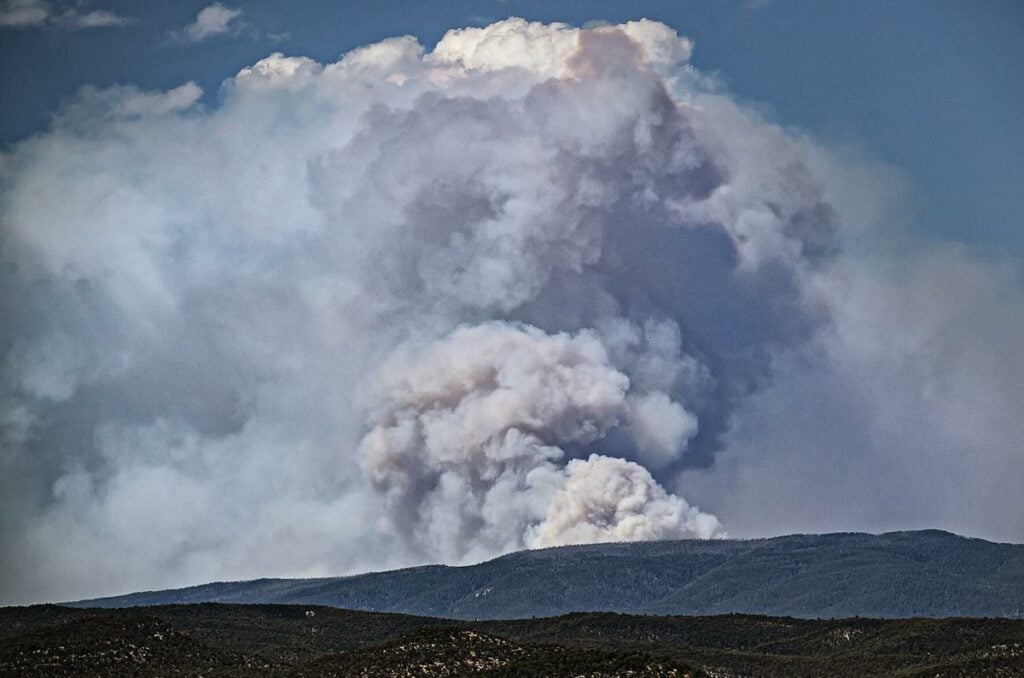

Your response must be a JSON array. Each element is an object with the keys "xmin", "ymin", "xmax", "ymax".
[
  {"xmin": 535, "ymin": 454, "xmax": 720, "ymax": 547},
  {"xmin": 2, "ymin": 16, "xmax": 1020, "ymax": 605},
  {"xmin": 358, "ymin": 322, "xmax": 717, "ymax": 561}
]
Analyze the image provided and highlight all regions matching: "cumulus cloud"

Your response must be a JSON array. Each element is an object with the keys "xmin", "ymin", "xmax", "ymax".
[
  {"xmin": 428, "ymin": 17, "xmax": 691, "ymax": 80},
  {"xmin": 0, "ymin": 0, "xmax": 131, "ymax": 29},
  {"xmin": 1, "ymin": 17, "xmax": 1021, "ymax": 605},
  {"xmin": 177, "ymin": 2, "xmax": 242, "ymax": 42}
]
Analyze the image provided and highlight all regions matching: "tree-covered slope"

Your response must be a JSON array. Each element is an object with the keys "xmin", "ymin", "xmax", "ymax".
[
  {"xmin": 3, "ymin": 604, "xmax": 1023, "ymax": 677},
  {"xmin": 70, "ymin": 530, "xmax": 1024, "ymax": 619}
]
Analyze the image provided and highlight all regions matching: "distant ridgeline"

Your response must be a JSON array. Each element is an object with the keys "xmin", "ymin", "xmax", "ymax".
[{"xmin": 71, "ymin": 531, "xmax": 1024, "ymax": 619}]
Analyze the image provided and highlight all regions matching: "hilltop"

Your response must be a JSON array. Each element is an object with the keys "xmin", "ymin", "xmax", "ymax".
[{"xmin": 71, "ymin": 530, "xmax": 1024, "ymax": 619}]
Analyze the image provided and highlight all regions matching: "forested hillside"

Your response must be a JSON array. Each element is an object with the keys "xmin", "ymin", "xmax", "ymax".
[
  {"xmin": 3, "ymin": 604, "xmax": 1022, "ymax": 676},
  {"xmin": 73, "ymin": 531, "xmax": 1024, "ymax": 619}
]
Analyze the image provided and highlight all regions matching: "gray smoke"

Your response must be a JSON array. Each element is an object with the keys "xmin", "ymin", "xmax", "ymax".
[
  {"xmin": 358, "ymin": 321, "xmax": 719, "ymax": 562},
  {"xmin": 2, "ymin": 17, "xmax": 1021, "ymax": 605}
]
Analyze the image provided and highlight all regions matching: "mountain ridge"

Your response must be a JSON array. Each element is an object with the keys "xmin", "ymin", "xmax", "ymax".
[{"xmin": 68, "ymin": 530, "xmax": 1024, "ymax": 619}]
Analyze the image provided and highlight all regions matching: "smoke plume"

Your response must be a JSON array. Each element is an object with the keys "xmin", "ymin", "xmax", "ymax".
[
  {"xmin": 359, "ymin": 322, "xmax": 719, "ymax": 562},
  {"xmin": 2, "ymin": 17, "xmax": 1021, "ymax": 605}
]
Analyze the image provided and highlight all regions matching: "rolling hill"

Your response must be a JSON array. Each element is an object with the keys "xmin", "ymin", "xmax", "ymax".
[
  {"xmin": 3, "ymin": 604, "xmax": 1023, "ymax": 676},
  {"xmin": 69, "ymin": 530, "xmax": 1024, "ymax": 619}
]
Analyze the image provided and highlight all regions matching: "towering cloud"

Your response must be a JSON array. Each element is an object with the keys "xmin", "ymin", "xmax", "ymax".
[{"xmin": 1, "ymin": 18, "xmax": 1021, "ymax": 605}]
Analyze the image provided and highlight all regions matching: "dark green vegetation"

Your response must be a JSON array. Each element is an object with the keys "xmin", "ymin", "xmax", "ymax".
[
  {"xmin": 2, "ymin": 603, "xmax": 1022, "ymax": 677},
  {"xmin": 73, "ymin": 531, "xmax": 1024, "ymax": 619}
]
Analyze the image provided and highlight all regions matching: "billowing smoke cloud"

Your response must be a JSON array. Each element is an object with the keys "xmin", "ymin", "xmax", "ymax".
[
  {"xmin": 359, "ymin": 322, "xmax": 718, "ymax": 562},
  {"xmin": 2, "ymin": 17, "xmax": 1021, "ymax": 605},
  {"xmin": 535, "ymin": 454, "xmax": 720, "ymax": 548}
]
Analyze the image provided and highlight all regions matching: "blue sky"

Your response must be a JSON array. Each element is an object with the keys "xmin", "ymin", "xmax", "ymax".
[{"xmin": 2, "ymin": 0, "xmax": 1022, "ymax": 255}]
